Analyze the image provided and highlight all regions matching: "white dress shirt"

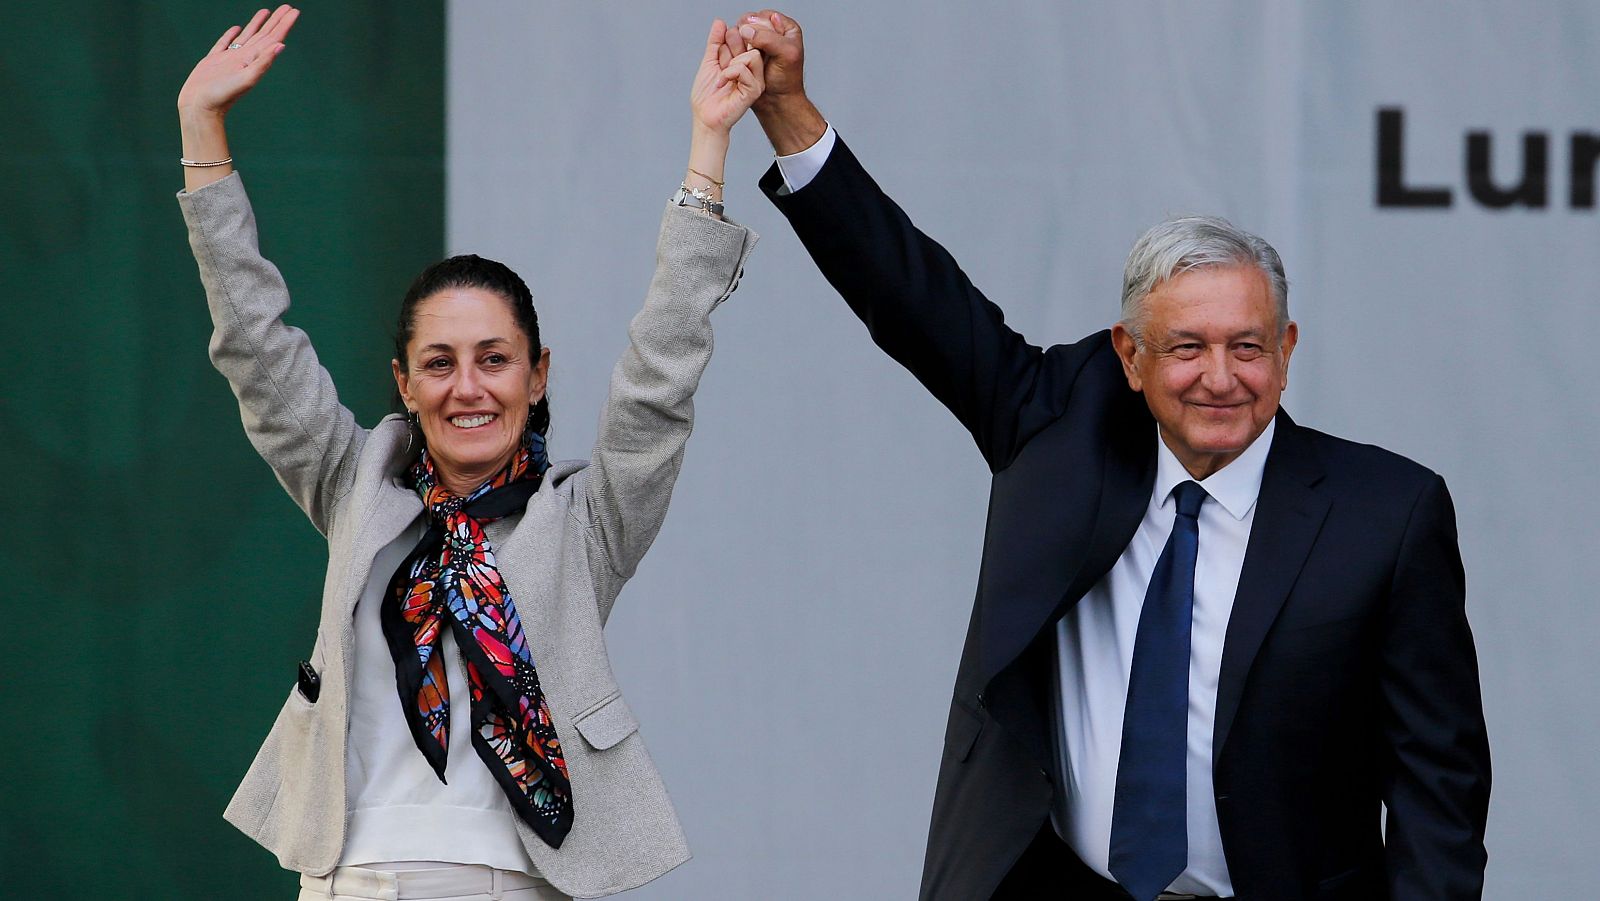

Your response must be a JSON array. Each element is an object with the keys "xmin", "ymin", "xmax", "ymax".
[
  {"xmin": 773, "ymin": 128, "xmax": 1272, "ymax": 895},
  {"xmin": 1053, "ymin": 421, "xmax": 1273, "ymax": 897},
  {"xmin": 771, "ymin": 124, "xmax": 838, "ymax": 193}
]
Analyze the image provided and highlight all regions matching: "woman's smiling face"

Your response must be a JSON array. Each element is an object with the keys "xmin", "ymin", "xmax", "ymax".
[{"xmin": 393, "ymin": 286, "xmax": 549, "ymax": 495}]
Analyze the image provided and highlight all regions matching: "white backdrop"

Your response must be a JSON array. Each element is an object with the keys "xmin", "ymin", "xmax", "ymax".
[{"xmin": 448, "ymin": 3, "xmax": 1600, "ymax": 897}]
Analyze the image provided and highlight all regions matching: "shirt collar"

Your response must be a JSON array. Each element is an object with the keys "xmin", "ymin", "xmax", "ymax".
[{"xmin": 1152, "ymin": 417, "xmax": 1277, "ymax": 521}]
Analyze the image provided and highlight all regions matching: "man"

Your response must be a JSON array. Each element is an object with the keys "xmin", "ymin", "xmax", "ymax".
[{"xmin": 728, "ymin": 12, "xmax": 1491, "ymax": 901}]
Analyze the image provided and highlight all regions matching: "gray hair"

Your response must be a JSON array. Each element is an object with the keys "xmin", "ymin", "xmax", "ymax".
[{"xmin": 1119, "ymin": 215, "xmax": 1288, "ymax": 341}]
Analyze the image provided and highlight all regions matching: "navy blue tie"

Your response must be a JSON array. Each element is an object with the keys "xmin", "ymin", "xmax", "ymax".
[{"xmin": 1109, "ymin": 480, "xmax": 1208, "ymax": 901}]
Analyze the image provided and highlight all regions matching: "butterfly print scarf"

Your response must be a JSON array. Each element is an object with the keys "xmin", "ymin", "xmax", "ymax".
[{"xmin": 381, "ymin": 422, "xmax": 574, "ymax": 847}]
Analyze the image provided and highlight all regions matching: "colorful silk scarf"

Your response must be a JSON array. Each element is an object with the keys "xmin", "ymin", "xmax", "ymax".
[{"xmin": 381, "ymin": 422, "xmax": 574, "ymax": 848}]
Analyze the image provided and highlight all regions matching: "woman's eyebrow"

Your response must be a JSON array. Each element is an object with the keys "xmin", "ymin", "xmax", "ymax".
[{"xmin": 417, "ymin": 337, "xmax": 512, "ymax": 354}]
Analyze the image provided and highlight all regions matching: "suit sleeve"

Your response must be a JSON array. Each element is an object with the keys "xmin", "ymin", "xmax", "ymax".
[
  {"xmin": 762, "ymin": 136, "xmax": 1076, "ymax": 472},
  {"xmin": 1380, "ymin": 474, "xmax": 1491, "ymax": 900}
]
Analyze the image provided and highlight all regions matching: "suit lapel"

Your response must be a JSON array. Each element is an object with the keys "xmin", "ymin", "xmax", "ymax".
[
  {"xmin": 1075, "ymin": 411, "xmax": 1158, "ymax": 621},
  {"xmin": 979, "ymin": 396, "xmax": 1155, "ymax": 687},
  {"xmin": 1212, "ymin": 411, "xmax": 1329, "ymax": 763}
]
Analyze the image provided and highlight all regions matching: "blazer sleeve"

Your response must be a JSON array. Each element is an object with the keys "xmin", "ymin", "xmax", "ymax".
[
  {"xmin": 762, "ymin": 135, "xmax": 1089, "ymax": 472},
  {"xmin": 1380, "ymin": 474, "xmax": 1491, "ymax": 899},
  {"xmin": 179, "ymin": 173, "xmax": 365, "ymax": 536},
  {"xmin": 579, "ymin": 203, "xmax": 756, "ymax": 620}
]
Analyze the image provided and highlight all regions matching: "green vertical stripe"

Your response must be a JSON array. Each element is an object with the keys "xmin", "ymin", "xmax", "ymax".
[{"xmin": 0, "ymin": 4, "xmax": 444, "ymax": 897}]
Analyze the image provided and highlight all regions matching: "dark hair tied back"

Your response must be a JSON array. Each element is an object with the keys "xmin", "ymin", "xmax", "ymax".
[{"xmin": 395, "ymin": 254, "xmax": 550, "ymax": 436}]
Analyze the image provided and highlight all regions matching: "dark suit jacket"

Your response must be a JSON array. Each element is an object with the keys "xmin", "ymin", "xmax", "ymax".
[{"xmin": 762, "ymin": 137, "xmax": 1490, "ymax": 900}]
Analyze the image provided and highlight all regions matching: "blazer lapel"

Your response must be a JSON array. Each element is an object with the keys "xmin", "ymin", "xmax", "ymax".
[
  {"xmin": 1212, "ymin": 411, "xmax": 1329, "ymax": 764},
  {"xmin": 339, "ymin": 429, "xmax": 424, "ymax": 619},
  {"xmin": 358, "ymin": 478, "xmax": 424, "ymax": 556}
]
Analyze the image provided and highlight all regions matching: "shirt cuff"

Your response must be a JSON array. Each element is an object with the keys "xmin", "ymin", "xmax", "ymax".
[{"xmin": 772, "ymin": 124, "xmax": 837, "ymax": 195}]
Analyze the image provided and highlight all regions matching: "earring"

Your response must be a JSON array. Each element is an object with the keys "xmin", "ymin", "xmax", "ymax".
[{"xmin": 404, "ymin": 409, "xmax": 420, "ymax": 455}]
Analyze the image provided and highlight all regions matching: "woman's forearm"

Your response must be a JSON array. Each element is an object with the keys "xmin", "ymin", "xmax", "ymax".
[{"xmin": 179, "ymin": 108, "xmax": 235, "ymax": 192}]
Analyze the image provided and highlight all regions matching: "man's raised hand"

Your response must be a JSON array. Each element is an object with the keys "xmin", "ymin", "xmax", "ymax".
[
  {"xmin": 728, "ymin": 11, "xmax": 805, "ymax": 114},
  {"xmin": 726, "ymin": 10, "xmax": 825, "ymax": 155}
]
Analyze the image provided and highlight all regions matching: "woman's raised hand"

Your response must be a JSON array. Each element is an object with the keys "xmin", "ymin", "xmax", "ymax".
[
  {"xmin": 679, "ymin": 20, "xmax": 763, "ymax": 218},
  {"xmin": 691, "ymin": 19, "xmax": 765, "ymax": 136},
  {"xmin": 178, "ymin": 5, "xmax": 300, "ymax": 119},
  {"xmin": 177, "ymin": 6, "xmax": 298, "ymax": 191}
]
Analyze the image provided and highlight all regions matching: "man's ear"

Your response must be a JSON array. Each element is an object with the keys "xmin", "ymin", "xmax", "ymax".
[
  {"xmin": 1277, "ymin": 321, "xmax": 1299, "ymax": 390},
  {"xmin": 1110, "ymin": 323, "xmax": 1144, "ymax": 393}
]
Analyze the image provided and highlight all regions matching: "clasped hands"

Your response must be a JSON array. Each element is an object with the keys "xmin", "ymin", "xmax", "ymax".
[
  {"xmin": 714, "ymin": 11, "xmax": 828, "ymax": 158},
  {"xmin": 697, "ymin": 10, "xmax": 810, "ymax": 133},
  {"xmin": 718, "ymin": 11, "xmax": 805, "ymax": 111}
]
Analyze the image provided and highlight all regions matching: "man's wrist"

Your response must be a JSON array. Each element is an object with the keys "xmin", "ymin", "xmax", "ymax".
[{"xmin": 753, "ymin": 93, "xmax": 827, "ymax": 156}]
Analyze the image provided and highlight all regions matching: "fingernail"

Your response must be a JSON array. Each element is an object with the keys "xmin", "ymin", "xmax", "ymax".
[{"xmin": 740, "ymin": 25, "xmax": 756, "ymax": 39}]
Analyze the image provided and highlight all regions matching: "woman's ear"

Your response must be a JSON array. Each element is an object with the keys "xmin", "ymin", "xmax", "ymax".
[
  {"xmin": 530, "ymin": 347, "xmax": 552, "ymax": 404},
  {"xmin": 391, "ymin": 358, "xmax": 415, "ymax": 411}
]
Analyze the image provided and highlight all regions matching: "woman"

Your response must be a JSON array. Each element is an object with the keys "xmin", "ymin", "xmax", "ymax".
[{"xmin": 177, "ymin": 7, "xmax": 761, "ymax": 899}]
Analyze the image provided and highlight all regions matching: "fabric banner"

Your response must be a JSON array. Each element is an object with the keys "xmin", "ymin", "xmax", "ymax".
[
  {"xmin": 446, "ymin": 3, "xmax": 1597, "ymax": 898},
  {"xmin": 1, "ymin": 4, "xmax": 443, "ymax": 898}
]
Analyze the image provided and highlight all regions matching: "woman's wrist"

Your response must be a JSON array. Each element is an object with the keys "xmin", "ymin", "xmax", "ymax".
[
  {"xmin": 179, "ymin": 108, "xmax": 234, "ymax": 191},
  {"xmin": 688, "ymin": 122, "xmax": 731, "ymax": 154},
  {"xmin": 686, "ymin": 124, "xmax": 731, "ymax": 195},
  {"xmin": 180, "ymin": 108, "xmax": 228, "ymax": 146},
  {"xmin": 178, "ymin": 105, "xmax": 228, "ymax": 136}
]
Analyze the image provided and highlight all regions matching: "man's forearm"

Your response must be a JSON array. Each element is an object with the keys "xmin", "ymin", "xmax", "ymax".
[{"xmin": 753, "ymin": 94, "xmax": 829, "ymax": 156}]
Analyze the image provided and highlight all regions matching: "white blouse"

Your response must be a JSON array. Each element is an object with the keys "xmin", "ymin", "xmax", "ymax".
[{"xmin": 339, "ymin": 521, "xmax": 538, "ymax": 874}]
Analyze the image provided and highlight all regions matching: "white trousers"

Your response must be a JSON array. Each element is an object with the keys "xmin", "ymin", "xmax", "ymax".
[{"xmin": 297, "ymin": 864, "xmax": 571, "ymax": 901}]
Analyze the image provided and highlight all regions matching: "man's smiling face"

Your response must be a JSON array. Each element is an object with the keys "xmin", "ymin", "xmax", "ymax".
[{"xmin": 1113, "ymin": 264, "xmax": 1297, "ymax": 479}]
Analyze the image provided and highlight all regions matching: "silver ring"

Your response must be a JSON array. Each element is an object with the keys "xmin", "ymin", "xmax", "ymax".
[{"xmin": 227, "ymin": 42, "xmax": 243, "ymax": 50}]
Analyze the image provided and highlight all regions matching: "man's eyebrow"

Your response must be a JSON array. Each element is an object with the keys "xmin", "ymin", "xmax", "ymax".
[{"xmin": 1163, "ymin": 328, "xmax": 1269, "ymax": 342}]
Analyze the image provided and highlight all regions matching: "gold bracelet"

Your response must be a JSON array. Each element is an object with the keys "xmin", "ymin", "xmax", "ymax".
[
  {"xmin": 180, "ymin": 156, "xmax": 234, "ymax": 168},
  {"xmin": 686, "ymin": 166, "xmax": 724, "ymax": 187}
]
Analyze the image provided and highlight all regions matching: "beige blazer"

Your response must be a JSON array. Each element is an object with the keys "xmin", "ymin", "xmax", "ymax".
[{"xmin": 179, "ymin": 173, "xmax": 755, "ymax": 898}]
